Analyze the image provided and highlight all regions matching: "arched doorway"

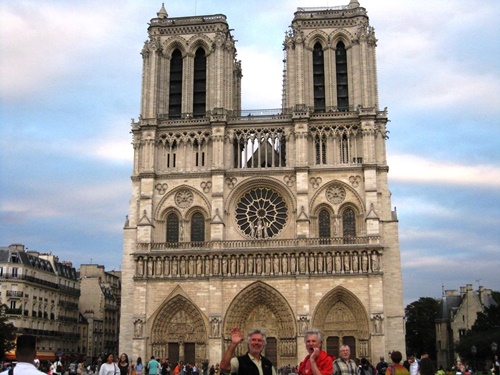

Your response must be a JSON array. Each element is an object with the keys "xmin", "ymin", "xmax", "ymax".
[
  {"xmin": 222, "ymin": 281, "xmax": 296, "ymax": 366},
  {"xmin": 150, "ymin": 294, "xmax": 208, "ymax": 363},
  {"xmin": 312, "ymin": 286, "xmax": 370, "ymax": 360}
]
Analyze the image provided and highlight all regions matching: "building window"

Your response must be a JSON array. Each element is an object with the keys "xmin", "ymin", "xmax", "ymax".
[
  {"xmin": 235, "ymin": 187, "xmax": 288, "ymax": 239},
  {"xmin": 233, "ymin": 128, "xmax": 286, "ymax": 168},
  {"xmin": 315, "ymin": 134, "xmax": 327, "ymax": 165},
  {"xmin": 319, "ymin": 209, "xmax": 331, "ymax": 238},
  {"xmin": 194, "ymin": 139, "xmax": 205, "ymax": 167},
  {"xmin": 166, "ymin": 213, "xmax": 179, "ymax": 243},
  {"xmin": 167, "ymin": 141, "xmax": 177, "ymax": 168},
  {"xmin": 193, "ymin": 48, "xmax": 206, "ymax": 118},
  {"xmin": 336, "ymin": 41, "xmax": 349, "ymax": 111},
  {"xmin": 169, "ymin": 49, "xmax": 183, "ymax": 119},
  {"xmin": 342, "ymin": 208, "xmax": 356, "ymax": 238},
  {"xmin": 190, "ymin": 212, "xmax": 205, "ymax": 243},
  {"xmin": 12, "ymin": 267, "xmax": 18, "ymax": 277},
  {"xmin": 313, "ymin": 42, "xmax": 325, "ymax": 112},
  {"xmin": 340, "ymin": 134, "xmax": 350, "ymax": 164}
]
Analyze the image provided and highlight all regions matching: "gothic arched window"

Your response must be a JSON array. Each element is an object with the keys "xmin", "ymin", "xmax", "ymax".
[
  {"xmin": 336, "ymin": 41, "xmax": 349, "ymax": 111},
  {"xmin": 313, "ymin": 42, "xmax": 325, "ymax": 112},
  {"xmin": 169, "ymin": 49, "xmax": 183, "ymax": 119},
  {"xmin": 193, "ymin": 48, "xmax": 206, "ymax": 118},
  {"xmin": 342, "ymin": 208, "xmax": 356, "ymax": 238},
  {"xmin": 315, "ymin": 134, "xmax": 327, "ymax": 165},
  {"xmin": 166, "ymin": 213, "xmax": 179, "ymax": 243},
  {"xmin": 319, "ymin": 209, "xmax": 331, "ymax": 238},
  {"xmin": 190, "ymin": 212, "xmax": 205, "ymax": 243}
]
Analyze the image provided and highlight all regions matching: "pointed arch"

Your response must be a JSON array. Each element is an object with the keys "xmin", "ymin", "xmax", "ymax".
[
  {"xmin": 310, "ymin": 180, "xmax": 365, "ymax": 215},
  {"xmin": 304, "ymin": 30, "xmax": 329, "ymax": 50},
  {"xmin": 162, "ymin": 36, "xmax": 188, "ymax": 57},
  {"xmin": 222, "ymin": 281, "xmax": 297, "ymax": 364},
  {"xmin": 186, "ymin": 35, "xmax": 213, "ymax": 56},
  {"xmin": 154, "ymin": 185, "xmax": 212, "ymax": 221},
  {"xmin": 150, "ymin": 292, "xmax": 208, "ymax": 361},
  {"xmin": 193, "ymin": 47, "xmax": 207, "ymax": 118},
  {"xmin": 312, "ymin": 286, "xmax": 370, "ymax": 358},
  {"xmin": 312, "ymin": 42, "xmax": 326, "ymax": 112},
  {"xmin": 169, "ymin": 48, "xmax": 183, "ymax": 119},
  {"xmin": 335, "ymin": 41, "xmax": 349, "ymax": 111}
]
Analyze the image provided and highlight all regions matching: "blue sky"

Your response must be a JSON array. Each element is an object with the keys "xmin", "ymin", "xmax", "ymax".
[{"xmin": 1, "ymin": 0, "xmax": 499, "ymax": 306}]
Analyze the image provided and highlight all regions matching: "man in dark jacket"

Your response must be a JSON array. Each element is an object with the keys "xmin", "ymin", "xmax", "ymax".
[{"xmin": 220, "ymin": 327, "xmax": 276, "ymax": 375}]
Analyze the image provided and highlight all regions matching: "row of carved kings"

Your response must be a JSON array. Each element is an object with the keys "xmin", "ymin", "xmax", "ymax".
[{"xmin": 134, "ymin": 250, "xmax": 381, "ymax": 277}]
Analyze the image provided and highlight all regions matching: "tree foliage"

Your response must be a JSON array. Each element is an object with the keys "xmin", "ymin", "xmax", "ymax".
[
  {"xmin": 455, "ymin": 295, "xmax": 500, "ymax": 370},
  {"xmin": 0, "ymin": 304, "xmax": 17, "ymax": 361},
  {"xmin": 405, "ymin": 297, "xmax": 440, "ymax": 359}
]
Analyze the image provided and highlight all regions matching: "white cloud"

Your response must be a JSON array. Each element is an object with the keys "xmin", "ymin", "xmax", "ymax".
[
  {"xmin": 239, "ymin": 46, "xmax": 283, "ymax": 109},
  {"xmin": 389, "ymin": 153, "xmax": 500, "ymax": 187},
  {"xmin": 0, "ymin": 2, "xmax": 145, "ymax": 100}
]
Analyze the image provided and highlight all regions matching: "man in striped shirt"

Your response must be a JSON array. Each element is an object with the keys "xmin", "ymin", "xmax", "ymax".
[{"xmin": 333, "ymin": 345, "xmax": 357, "ymax": 375}]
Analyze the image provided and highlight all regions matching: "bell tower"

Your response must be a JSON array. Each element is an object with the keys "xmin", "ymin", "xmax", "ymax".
[
  {"xmin": 283, "ymin": 0, "xmax": 378, "ymax": 112},
  {"xmin": 120, "ymin": 1, "xmax": 405, "ymax": 365},
  {"xmin": 139, "ymin": 4, "xmax": 241, "ymax": 120}
]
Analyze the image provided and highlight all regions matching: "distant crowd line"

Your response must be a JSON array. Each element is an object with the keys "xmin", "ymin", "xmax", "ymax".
[{"xmin": 2, "ymin": 332, "xmax": 499, "ymax": 375}]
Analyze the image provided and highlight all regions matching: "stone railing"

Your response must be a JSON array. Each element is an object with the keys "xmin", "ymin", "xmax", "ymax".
[
  {"xmin": 134, "ymin": 248, "xmax": 382, "ymax": 279},
  {"xmin": 138, "ymin": 236, "xmax": 380, "ymax": 252}
]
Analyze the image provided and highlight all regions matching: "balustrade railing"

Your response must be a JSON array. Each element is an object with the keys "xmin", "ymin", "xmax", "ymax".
[
  {"xmin": 139, "ymin": 236, "xmax": 380, "ymax": 252},
  {"xmin": 6, "ymin": 290, "xmax": 24, "ymax": 297}
]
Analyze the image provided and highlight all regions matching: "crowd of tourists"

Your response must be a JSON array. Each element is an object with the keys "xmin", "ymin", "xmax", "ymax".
[{"xmin": 2, "ymin": 333, "xmax": 499, "ymax": 375}]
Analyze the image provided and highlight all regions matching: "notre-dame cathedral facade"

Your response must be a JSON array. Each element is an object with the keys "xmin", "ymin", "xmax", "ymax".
[{"xmin": 120, "ymin": 0, "xmax": 405, "ymax": 366}]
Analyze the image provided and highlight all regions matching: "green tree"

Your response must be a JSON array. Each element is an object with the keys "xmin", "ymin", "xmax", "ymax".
[
  {"xmin": 0, "ymin": 304, "xmax": 17, "ymax": 361},
  {"xmin": 455, "ymin": 294, "xmax": 500, "ymax": 371},
  {"xmin": 405, "ymin": 297, "xmax": 440, "ymax": 359}
]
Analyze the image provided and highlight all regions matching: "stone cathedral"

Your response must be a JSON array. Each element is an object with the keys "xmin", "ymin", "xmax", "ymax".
[{"xmin": 120, "ymin": 0, "xmax": 406, "ymax": 367}]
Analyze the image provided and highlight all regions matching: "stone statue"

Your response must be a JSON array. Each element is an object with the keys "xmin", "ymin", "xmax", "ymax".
[{"xmin": 371, "ymin": 251, "xmax": 379, "ymax": 271}]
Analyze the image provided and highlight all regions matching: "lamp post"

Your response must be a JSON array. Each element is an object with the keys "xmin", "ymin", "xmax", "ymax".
[{"xmin": 471, "ymin": 345, "xmax": 477, "ymax": 374}]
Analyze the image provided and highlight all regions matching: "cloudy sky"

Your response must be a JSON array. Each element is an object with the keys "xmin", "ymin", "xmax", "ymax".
[{"xmin": 1, "ymin": 0, "xmax": 499, "ymax": 306}]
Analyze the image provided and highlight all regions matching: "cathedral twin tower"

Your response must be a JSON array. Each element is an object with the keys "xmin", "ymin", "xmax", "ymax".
[{"xmin": 120, "ymin": 0, "xmax": 405, "ymax": 365}]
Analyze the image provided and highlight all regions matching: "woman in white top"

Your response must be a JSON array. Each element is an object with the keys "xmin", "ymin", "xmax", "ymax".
[{"xmin": 99, "ymin": 354, "xmax": 120, "ymax": 375}]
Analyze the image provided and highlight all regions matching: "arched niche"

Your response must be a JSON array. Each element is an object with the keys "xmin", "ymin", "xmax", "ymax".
[{"xmin": 222, "ymin": 281, "xmax": 297, "ymax": 366}]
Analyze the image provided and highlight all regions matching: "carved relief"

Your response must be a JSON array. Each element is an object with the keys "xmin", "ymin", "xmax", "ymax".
[
  {"xmin": 175, "ymin": 189, "xmax": 193, "ymax": 208},
  {"xmin": 200, "ymin": 181, "xmax": 212, "ymax": 193},
  {"xmin": 133, "ymin": 249, "xmax": 382, "ymax": 279},
  {"xmin": 349, "ymin": 175, "xmax": 362, "ymax": 187},
  {"xmin": 155, "ymin": 183, "xmax": 168, "ymax": 195},
  {"xmin": 298, "ymin": 315, "xmax": 309, "ymax": 336},
  {"xmin": 210, "ymin": 317, "xmax": 221, "ymax": 337},
  {"xmin": 284, "ymin": 175, "xmax": 296, "ymax": 187},
  {"xmin": 326, "ymin": 184, "xmax": 346, "ymax": 204},
  {"xmin": 134, "ymin": 319, "xmax": 144, "ymax": 338},
  {"xmin": 225, "ymin": 177, "xmax": 237, "ymax": 189},
  {"xmin": 310, "ymin": 177, "xmax": 322, "ymax": 189},
  {"xmin": 371, "ymin": 314, "xmax": 384, "ymax": 334}
]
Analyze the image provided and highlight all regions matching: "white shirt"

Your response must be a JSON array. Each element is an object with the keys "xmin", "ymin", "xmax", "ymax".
[
  {"xmin": 0, "ymin": 361, "xmax": 46, "ymax": 375},
  {"xmin": 99, "ymin": 363, "xmax": 120, "ymax": 375},
  {"xmin": 409, "ymin": 361, "xmax": 419, "ymax": 375}
]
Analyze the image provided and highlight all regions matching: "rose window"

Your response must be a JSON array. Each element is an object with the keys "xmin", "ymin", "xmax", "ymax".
[{"xmin": 236, "ymin": 187, "xmax": 288, "ymax": 239}]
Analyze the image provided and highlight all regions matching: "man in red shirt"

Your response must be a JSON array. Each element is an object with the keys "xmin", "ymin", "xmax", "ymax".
[{"xmin": 298, "ymin": 330, "xmax": 333, "ymax": 375}]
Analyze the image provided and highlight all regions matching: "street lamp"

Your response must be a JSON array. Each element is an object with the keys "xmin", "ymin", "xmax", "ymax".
[{"xmin": 471, "ymin": 345, "xmax": 477, "ymax": 373}]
